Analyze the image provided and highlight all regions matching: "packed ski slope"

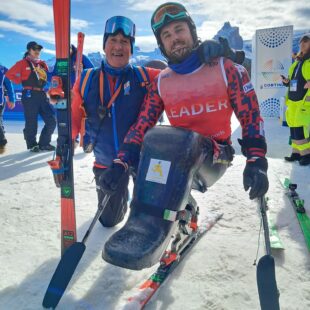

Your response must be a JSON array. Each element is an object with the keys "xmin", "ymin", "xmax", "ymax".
[{"xmin": 0, "ymin": 117, "xmax": 309, "ymax": 310}]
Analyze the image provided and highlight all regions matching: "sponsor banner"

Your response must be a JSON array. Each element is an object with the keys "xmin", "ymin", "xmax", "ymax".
[{"xmin": 251, "ymin": 26, "xmax": 293, "ymax": 117}]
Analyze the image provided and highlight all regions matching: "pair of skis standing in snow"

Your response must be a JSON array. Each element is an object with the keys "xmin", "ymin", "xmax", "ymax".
[{"xmin": 45, "ymin": 1, "xmax": 277, "ymax": 309}]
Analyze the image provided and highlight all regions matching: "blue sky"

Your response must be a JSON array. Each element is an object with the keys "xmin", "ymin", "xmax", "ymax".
[{"xmin": 0, "ymin": 0, "xmax": 309, "ymax": 68}]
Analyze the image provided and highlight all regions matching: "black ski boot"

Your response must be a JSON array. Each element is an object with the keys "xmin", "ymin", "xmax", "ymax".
[
  {"xmin": 284, "ymin": 153, "xmax": 300, "ymax": 162},
  {"xmin": 0, "ymin": 139, "xmax": 7, "ymax": 154},
  {"xmin": 29, "ymin": 144, "xmax": 40, "ymax": 152},
  {"xmin": 102, "ymin": 126, "xmax": 210, "ymax": 270},
  {"xmin": 299, "ymin": 154, "xmax": 310, "ymax": 166},
  {"xmin": 39, "ymin": 144, "xmax": 56, "ymax": 151},
  {"xmin": 0, "ymin": 138, "xmax": 7, "ymax": 147}
]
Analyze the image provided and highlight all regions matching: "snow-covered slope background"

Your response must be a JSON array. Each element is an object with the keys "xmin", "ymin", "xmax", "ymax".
[{"xmin": 0, "ymin": 117, "xmax": 310, "ymax": 310}]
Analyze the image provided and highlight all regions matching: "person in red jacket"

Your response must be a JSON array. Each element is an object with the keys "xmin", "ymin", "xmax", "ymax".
[{"xmin": 6, "ymin": 41, "xmax": 56, "ymax": 152}]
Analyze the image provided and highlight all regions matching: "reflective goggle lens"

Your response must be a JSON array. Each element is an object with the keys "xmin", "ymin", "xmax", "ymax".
[
  {"xmin": 105, "ymin": 16, "xmax": 135, "ymax": 38},
  {"xmin": 152, "ymin": 4, "xmax": 188, "ymax": 31}
]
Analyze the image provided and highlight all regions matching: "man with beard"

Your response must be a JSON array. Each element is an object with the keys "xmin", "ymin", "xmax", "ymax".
[{"xmin": 99, "ymin": 3, "xmax": 268, "ymax": 270}]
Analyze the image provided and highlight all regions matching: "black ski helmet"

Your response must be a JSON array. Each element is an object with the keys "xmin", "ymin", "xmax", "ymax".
[{"xmin": 151, "ymin": 2, "xmax": 198, "ymax": 57}]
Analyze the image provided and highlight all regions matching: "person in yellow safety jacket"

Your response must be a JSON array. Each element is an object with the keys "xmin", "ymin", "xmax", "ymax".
[{"xmin": 282, "ymin": 34, "xmax": 310, "ymax": 166}]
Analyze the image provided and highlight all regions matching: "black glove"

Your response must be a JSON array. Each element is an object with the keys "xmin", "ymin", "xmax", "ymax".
[
  {"xmin": 99, "ymin": 162, "xmax": 127, "ymax": 195},
  {"xmin": 243, "ymin": 158, "xmax": 269, "ymax": 200},
  {"xmin": 197, "ymin": 37, "xmax": 245, "ymax": 65}
]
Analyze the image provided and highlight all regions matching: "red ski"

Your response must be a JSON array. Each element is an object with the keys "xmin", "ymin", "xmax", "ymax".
[
  {"xmin": 123, "ymin": 213, "xmax": 223, "ymax": 309},
  {"xmin": 75, "ymin": 32, "xmax": 85, "ymax": 80},
  {"xmin": 48, "ymin": 0, "xmax": 76, "ymax": 256}
]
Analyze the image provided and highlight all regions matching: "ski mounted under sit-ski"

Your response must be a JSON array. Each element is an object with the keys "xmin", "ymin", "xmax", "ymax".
[
  {"xmin": 47, "ymin": 0, "xmax": 76, "ymax": 256},
  {"xmin": 283, "ymin": 178, "xmax": 310, "ymax": 252},
  {"xmin": 122, "ymin": 212, "xmax": 223, "ymax": 309},
  {"xmin": 42, "ymin": 190, "xmax": 222, "ymax": 309}
]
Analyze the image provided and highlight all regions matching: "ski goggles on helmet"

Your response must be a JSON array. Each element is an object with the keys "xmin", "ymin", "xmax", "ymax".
[
  {"xmin": 104, "ymin": 16, "xmax": 135, "ymax": 39},
  {"xmin": 151, "ymin": 2, "xmax": 189, "ymax": 33}
]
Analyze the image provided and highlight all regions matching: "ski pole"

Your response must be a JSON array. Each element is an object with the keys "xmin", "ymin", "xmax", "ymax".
[
  {"xmin": 259, "ymin": 196, "xmax": 271, "ymax": 255},
  {"xmin": 256, "ymin": 195, "xmax": 280, "ymax": 310},
  {"xmin": 42, "ymin": 194, "xmax": 111, "ymax": 309}
]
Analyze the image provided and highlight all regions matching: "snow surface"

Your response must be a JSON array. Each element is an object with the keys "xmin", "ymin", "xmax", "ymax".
[{"xmin": 0, "ymin": 117, "xmax": 310, "ymax": 310}]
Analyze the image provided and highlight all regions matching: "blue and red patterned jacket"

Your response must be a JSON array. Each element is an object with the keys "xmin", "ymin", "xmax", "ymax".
[{"xmin": 119, "ymin": 57, "xmax": 266, "ymax": 163}]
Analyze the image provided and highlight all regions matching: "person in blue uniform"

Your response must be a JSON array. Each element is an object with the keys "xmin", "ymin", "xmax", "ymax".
[{"xmin": 0, "ymin": 64, "xmax": 15, "ymax": 151}]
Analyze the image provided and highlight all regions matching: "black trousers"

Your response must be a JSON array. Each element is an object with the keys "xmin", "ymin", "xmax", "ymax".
[
  {"xmin": 0, "ymin": 104, "xmax": 5, "ymax": 142},
  {"xmin": 22, "ymin": 90, "xmax": 56, "ymax": 149},
  {"xmin": 290, "ymin": 127, "xmax": 306, "ymax": 140},
  {"xmin": 193, "ymin": 141, "xmax": 234, "ymax": 191},
  {"xmin": 93, "ymin": 166, "xmax": 129, "ymax": 227}
]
